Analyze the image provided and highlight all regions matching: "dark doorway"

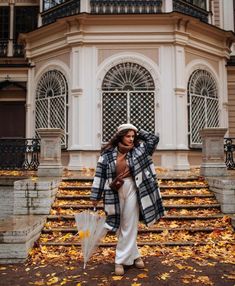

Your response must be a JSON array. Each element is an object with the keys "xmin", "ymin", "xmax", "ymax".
[{"xmin": 0, "ymin": 101, "xmax": 25, "ymax": 138}]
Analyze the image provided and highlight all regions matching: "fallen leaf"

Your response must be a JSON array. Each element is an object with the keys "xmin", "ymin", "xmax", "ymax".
[
  {"xmin": 112, "ymin": 276, "xmax": 123, "ymax": 280},
  {"xmin": 47, "ymin": 276, "xmax": 59, "ymax": 285},
  {"xmin": 137, "ymin": 273, "xmax": 148, "ymax": 279}
]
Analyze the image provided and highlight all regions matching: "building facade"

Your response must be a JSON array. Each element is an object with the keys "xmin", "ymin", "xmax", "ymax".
[{"xmin": 1, "ymin": 0, "xmax": 235, "ymax": 170}]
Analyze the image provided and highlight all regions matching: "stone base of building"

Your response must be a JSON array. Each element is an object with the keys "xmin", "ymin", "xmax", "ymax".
[
  {"xmin": 0, "ymin": 215, "xmax": 46, "ymax": 263},
  {"xmin": 207, "ymin": 176, "xmax": 235, "ymax": 213},
  {"xmin": 38, "ymin": 166, "xmax": 64, "ymax": 177},
  {"xmin": 14, "ymin": 178, "xmax": 61, "ymax": 215},
  {"xmin": 200, "ymin": 164, "xmax": 227, "ymax": 177},
  {"xmin": 65, "ymin": 149, "xmax": 201, "ymax": 171}
]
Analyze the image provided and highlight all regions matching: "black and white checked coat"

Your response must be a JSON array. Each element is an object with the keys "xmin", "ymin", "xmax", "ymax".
[{"xmin": 91, "ymin": 130, "xmax": 165, "ymax": 232}]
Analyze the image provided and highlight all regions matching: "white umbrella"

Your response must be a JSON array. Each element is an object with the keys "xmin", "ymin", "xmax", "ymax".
[{"xmin": 74, "ymin": 209, "xmax": 108, "ymax": 269}]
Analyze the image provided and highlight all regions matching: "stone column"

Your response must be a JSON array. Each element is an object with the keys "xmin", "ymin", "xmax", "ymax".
[
  {"xmin": 37, "ymin": 128, "xmax": 64, "ymax": 177},
  {"xmin": 200, "ymin": 128, "xmax": 227, "ymax": 177}
]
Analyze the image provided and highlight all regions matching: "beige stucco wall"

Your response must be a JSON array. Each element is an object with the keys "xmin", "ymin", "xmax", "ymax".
[
  {"xmin": 185, "ymin": 48, "xmax": 220, "ymax": 75},
  {"xmin": 34, "ymin": 51, "xmax": 70, "ymax": 75},
  {"xmin": 98, "ymin": 46, "xmax": 159, "ymax": 66}
]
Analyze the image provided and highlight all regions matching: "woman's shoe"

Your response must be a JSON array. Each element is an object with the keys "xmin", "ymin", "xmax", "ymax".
[
  {"xmin": 115, "ymin": 264, "xmax": 124, "ymax": 276},
  {"xmin": 134, "ymin": 257, "xmax": 145, "ymax": 269}
]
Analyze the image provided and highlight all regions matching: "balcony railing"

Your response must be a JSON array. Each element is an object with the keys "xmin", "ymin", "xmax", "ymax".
[
  {"xmin": 13, "ymin": 42, "xmax": 24, "ymax": 57},
  {"xmin": 0, "ymin": 40, "xmax": 25, "ymax": 58},
  {"xmin": 224, "ymin": 138, "xmax": 235, "ymax": 170},
  {"xmin": 0, "ymin": 40, "xmax": 8, "ymax": 57},
  {"xmin": 0, "ymin": 138, "xmax": 40, "ymax": 170},
  {"xmin": 41, "ymin": 0, "xmax": 80, "ymax": 25},
  {"xmin": 40, "ymin": 0, "xmax": 211, "ymax": 26},
  {"xmin": 90, "ymin": 0, "xmax": 163, "ymax": 14},
  {"xmin": 173, "ymin": 0, "xmax": 209, "ymax": 23}
]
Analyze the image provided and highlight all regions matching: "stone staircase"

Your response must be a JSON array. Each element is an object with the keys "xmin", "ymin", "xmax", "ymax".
[{"xmin": 37, "ymin": 173, "xmax": 234, "ymax": 247}]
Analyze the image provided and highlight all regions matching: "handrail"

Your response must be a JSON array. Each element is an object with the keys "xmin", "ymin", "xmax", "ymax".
[
  {"xmin": 0, "ymin": 138, "xmax": 40, "ymax": 170},
  {"xmin": 224, "ymin": 137, "xmax": 235, "ymax": 170}
]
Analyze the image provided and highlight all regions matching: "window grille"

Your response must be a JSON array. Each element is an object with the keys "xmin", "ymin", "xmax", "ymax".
[
  {"xmin": 0, "ymin": 7, "xmax": 10, "ymax": 39},
  {"xmin": 35, "ymin": 70, "xmax": 68, "ymax": 146},
  {"xmin": 188, "ymin": 69, "xmax": 219, "ymax": 147},
  {"xmin": 102, "ymin": 62, "xmax": 155, "ymax": 91},
  {"xmin": 14, "ymin": 7, "xmax": 39, "ymax": 40},
  {"xmin": 102, "ymin": 62, "xmax": 155, "ymax": 142}
]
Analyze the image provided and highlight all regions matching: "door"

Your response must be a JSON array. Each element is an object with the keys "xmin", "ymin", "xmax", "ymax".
[{"xmin": 0, "ymin": 101, "xmax": 25, "ymax": 138}]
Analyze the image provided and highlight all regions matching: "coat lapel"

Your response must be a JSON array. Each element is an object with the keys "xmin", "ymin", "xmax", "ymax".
[{"xmin": 109, "ymin": 147, "xmax": 118, "ymax": 179}]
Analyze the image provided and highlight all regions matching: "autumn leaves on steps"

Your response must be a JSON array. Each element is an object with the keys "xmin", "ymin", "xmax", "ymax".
[{"xmin": 38, "ymin": 174, "xmax": 234, "ymax": 247}]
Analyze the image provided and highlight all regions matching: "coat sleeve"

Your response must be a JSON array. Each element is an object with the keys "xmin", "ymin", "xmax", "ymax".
[
  {"xmin": 90, "ymin": 155, "xmax": 107, "ymax": 201},
  {"xmin": 138, "ymin": 130, "xmax": 159, "ymax": 156}
]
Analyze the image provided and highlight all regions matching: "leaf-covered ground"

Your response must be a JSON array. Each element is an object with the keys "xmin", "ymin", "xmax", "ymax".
[
  {"xmin": 1, "ymin": 245, "xmax": 235, "ymax": 286},
  {"xmin": 1, "ymin": 168, "xmax": 234, "ymax": 285}
]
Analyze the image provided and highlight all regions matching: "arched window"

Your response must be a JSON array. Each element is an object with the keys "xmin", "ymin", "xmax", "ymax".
[
  {"xmin": 188, "ymin": 69, "xmax": 219, "ymax": 147},
  {"xmin": 102, "ymin": 62, "xmax": 156, "ymax": 142},
  {"xmin": 35, "ymin": 69, "xmax": 68, "ymax": 146}
]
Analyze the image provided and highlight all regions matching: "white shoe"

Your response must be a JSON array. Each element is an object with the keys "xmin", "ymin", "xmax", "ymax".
[
  {"xmin": 115, "ymin": 264, "xmax": 124, "ymax": 276},
  {"xmin": 134, "ymin": 257, "xmax": 145, "ymax": 269}
]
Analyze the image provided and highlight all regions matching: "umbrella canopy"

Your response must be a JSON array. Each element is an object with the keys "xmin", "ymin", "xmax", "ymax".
[{"xmin": 74, "ymin": 210, "xmax": 108, "ymax": 269}]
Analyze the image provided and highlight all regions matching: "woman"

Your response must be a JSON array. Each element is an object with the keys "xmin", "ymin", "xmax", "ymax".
[{"xmin": 91, "ymin": 123, "xmax": 164, "ymax": 275}]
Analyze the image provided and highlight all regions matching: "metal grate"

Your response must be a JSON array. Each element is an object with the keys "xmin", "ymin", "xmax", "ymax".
[
  {"xmin": 102, "ymin": 62, "xmax": 155, "ymax": 91},
  {"xmin": 188, "ymin": 69, "xmax": 219, "ymax": 147},
  {"xmin": 130, "ymin": 92, "xmax": 155, "ymax": 133},
  {"xmin": 102, "ymin": 62, "xmax": 156, "ymax": 142},
  {"xmin": 102, "ymin": 91, "xmax": 155, "ymax": 142},
  {"xmin": 90, "ymin": 0, "xmax": 163, "ymax": 14},
  {"xmin": 102, "ymin": 92, "xmax": 128, "ymax": 142},
  {"xmin": 35, "ymin": 70, "xmax": 68, "ymax": 146}
]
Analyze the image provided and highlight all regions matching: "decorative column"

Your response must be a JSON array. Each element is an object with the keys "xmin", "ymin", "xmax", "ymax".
[
  {"xmin": 80, "ymin": 0, "xmax": 90, "ymax": 13},
  {"xmin": 200, "ymin": 128, "xmax": 227, "ymax": 177},
  {"xmin": 164, "ymin": 0, "xmax": 173, "ymax": 12},
  {"xmin": 174, "ymin": 44, "xmax": 190, "ymax": 170},
  {"xmin": 37, "ymin": 128, "xmax": 64, "ymax": 177},
  {"xmin": 8, "ymin": 1, "xmax": 14, "ymax": 57},
  {"xmin": 26, "ymin": 66, "xmax": 35, "ymax": 138},
  {"xmin": 67, "ymin": 48, "xmax": 83, "ymax": 170}
]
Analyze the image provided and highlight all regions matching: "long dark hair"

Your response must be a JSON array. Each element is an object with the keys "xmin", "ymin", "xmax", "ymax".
[{"xmin": 101, "ymin": 129, "xmax": 139, "ymax": 153}]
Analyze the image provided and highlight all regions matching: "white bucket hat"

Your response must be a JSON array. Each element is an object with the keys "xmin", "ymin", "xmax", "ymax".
[{"xmin": 117, "ymin": 123, "xmax": 138, "ymax": 133}]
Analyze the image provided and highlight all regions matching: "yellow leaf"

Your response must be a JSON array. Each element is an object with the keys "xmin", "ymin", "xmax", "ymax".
[
  {"xmin": 78, "ymin": 230, "xmax": 90, "ymax": 239},
  {"xmin": 112, "ymin": 276, "xmax": 123, "ymax": 280},
  {"xmin": 47, "ymin": 276, "xmax": 59, "ymax": 285},
  {"xmin": 131, "ymin": 283, "xmax": 141, "ymax": 286},
  {"xmin": 137, "ymin": 273, "xmax": 148, "ymax": 279},
  {"xmin": 76, "ymin": 283, "xmax": 81, "ymax": 286},
  {"xmin": 159, "ymin": 273, "xmax": 170, "ymax": 280}
]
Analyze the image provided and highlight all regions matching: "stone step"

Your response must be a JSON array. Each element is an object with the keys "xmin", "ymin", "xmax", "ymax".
[
  {"xmin": 41, "ymin": 226, "xmax": 223, "ymax": 234},
  {"xmin": 59, "ymin": 184, "xmax": 208, "ymax": 190},
  {"xmin": 37, "ymin": 176, "xmax": 234, "ymax": 250},
  {"xmin": 51, "ymin": 204, "xmax": 221, "ymax": 210},
  {"xmin": 62, "ymin": 176, "xmax": 201, "ymax": 182},
  {"xmin": 40, "ymin": 241, "xmax": 209, "ymax": 247},
  {"xmin": 47, "ymin": 214, "xmax": 224, "ymax": 220},
  {"xmin": 39, "ymin": 229, "xmax": 235, "ymax": 247},
  {"xmin": 56, "ymin": 194, "xmax": 215, "ymax": 200}
]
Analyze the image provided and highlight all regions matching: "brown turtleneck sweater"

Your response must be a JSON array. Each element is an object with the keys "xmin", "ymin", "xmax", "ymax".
[{"xmin": 116, "ymin": 142, "xmax": 133, "ymax": 178}]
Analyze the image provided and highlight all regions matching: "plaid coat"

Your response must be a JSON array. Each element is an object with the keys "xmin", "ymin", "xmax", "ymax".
[{"xmin": 91, "ymin": 130, "xmax": 165, "ymax": 232}]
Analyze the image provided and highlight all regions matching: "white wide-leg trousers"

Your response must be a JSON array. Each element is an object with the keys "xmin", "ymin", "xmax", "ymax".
[{"xmin": 115, "ymin": 177, "xmax": 140, "ymax": 265}]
